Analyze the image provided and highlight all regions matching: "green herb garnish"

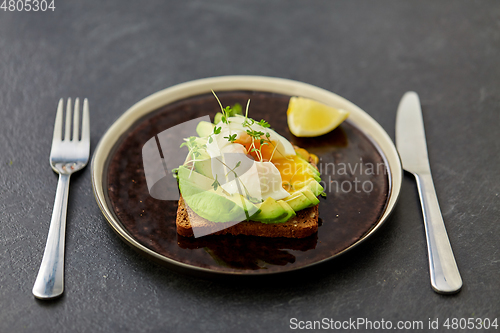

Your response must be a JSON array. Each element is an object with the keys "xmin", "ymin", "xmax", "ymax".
[
  {"xmin": 257, "ymin": 119, "xmax": 270, "ymax": 128},
  {"xmin": 225, "ymin": 133, "xmax": 237, "ymax": 143},
  {"xmin": 211, "ymin": 175, "xmax": 221, "ymax": 191}
]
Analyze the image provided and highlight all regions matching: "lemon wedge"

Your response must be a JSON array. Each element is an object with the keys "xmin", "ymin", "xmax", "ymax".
[{"xmin": 287, "ymin": 97, "xmax": 349, "ymax": 137}]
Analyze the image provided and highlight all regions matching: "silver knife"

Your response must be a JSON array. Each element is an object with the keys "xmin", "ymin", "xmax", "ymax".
[{"xmin": 396, "ymin": 91, "xmax": 462, "ymax": 294}]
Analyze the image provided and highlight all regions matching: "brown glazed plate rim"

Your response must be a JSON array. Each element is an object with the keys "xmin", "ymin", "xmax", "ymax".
[{"xmin": 91, "ymin": 76, "xmax": 403, "ymax": 278}]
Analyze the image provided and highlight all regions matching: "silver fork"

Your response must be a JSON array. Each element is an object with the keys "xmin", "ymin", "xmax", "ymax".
[{"xmin": 32, "ymin": 98, "xmax": 90, "ymax": 299}]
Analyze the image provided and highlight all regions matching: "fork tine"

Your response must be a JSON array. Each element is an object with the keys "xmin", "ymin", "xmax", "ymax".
[
  {"xmin": 65, "ymin": 98, "xmax": 72, "ymax": 141},
  {"xmin": 81, "ymin": 98, "xmax": 90, "ymax": 144},
  {"xmin": 73, "ymin": 98, "xmax": 80, "ymax": 141},
  {"xmin": 53, "ymin": 99, "xmax": 64, "ymax": 143}
]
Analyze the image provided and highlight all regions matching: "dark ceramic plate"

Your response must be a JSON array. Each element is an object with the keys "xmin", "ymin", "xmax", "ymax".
[{"xmin": 91, "ymin": 76, "xmax": 402, "ymax": 278}]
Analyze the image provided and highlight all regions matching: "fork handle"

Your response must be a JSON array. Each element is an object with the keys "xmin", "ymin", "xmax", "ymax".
[
  {"xmin": 33, "ymin": 173, "xmax": 71, "ymax": 299},
  {"xmin": 415, "ymin": 172, "xmax": 462, "ymax": 294}
]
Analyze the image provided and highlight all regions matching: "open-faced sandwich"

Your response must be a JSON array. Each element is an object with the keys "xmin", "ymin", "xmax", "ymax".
[{"xmin": 175, "ymin": 95, "xmax": 326, "ymax": 239}]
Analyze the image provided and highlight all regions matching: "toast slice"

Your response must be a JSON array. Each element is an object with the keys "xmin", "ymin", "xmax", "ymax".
[{"xmin": 176, "ymin": 196, "xmax": 319, "ymax": 238}]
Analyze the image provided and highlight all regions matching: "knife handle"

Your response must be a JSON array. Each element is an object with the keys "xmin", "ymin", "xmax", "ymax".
[{"xmin": 415, "ymin": 172, "xmax": 462, "ymax": 294}]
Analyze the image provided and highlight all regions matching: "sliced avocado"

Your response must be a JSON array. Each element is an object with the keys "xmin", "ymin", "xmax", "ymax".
[
  {"xmin": 284, "ymin": 191, "xmax": 313, "ymax": 212},
  {"xmin": 180, "ymin": 139, "xmax": 213, "ymax": 178},
  {"xmin": 292, "ymin": 179, "xmax": 324, "ymax": 196},
  {"xmin": 299, "ymin": 188, "xmax": 320, "ymax": 207},
  {"xmin": 196, "ymin": 121, "xmax": 215, "ymax": 137},
  {"xmin": 179, "ymin": 166, "xmax": 259, "ymax": 215},
  {"xmin": 214, "ymin": 112, "xmax": 223, "ymax": 124},
  {"xmin": 294, "ymin": 156, "xmax": 321, "ymax": 182},
  {"xmin": 251, "ymin": 197, "xmax": 288, "ymax": 223},
  {"xmin": 193, "ymin": 149, "xmax": 212, "ymax": 178},
  {"xmin": 181, "ymin": 189, "xmax": 248, "ymax": 223},
  {"xmin": 194, "ymin": 159, "xmax": 212, "ymax": 178},
  {"xmin": 306, "ymin": 163, "xmax": 321, "ymax": 182},
  {"xmin": 303, "ymin": 162, "xmax": 321, "ymax": 181},
  {"xmin": 178, "ymin": 165, "xmax": 213, "ymax": 189},
  {"xmin": 178, "ymin": 166, "xmax": 260, "ymax": 222},
  {"xmin": 229, "ymin": 103, "xmax": 243, "ymax": 116},
  {"xmin": 226, "ymin": 194, "xmax": 261, "ymax": 220},
  {"xmin": 275, "ymin": 200, "xmax": 296, "ymax": 223},
  {"xmin": 307, "ymin": 179, "xmax": 324, "ymax": 196}
]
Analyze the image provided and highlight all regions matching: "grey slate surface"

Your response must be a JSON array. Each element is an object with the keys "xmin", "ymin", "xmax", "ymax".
[{"xmin": 1, "ymin": 1, "xmax": 499, "ymax": 332}]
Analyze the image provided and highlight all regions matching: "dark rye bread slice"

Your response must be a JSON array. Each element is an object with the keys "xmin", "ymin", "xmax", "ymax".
[{"xmin": 176, "ymin": 196, "xmax": 319, "ymax": 238}]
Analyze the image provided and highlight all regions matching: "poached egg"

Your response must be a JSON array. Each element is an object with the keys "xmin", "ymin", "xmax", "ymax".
[{"xmin": 206, "ymin": 115, "xmax": 295, "ymax": 202}]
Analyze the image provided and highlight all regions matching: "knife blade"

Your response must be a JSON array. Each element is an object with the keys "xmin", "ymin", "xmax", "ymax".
[{"xmin": 395, "ymin": 91, "xmax": 462, "ymax": 294}]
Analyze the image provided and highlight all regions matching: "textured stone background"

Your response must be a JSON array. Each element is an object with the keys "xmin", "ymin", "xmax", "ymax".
[{"xmin": 1, "ymin": 1, "xmax": 499, "ymax": 332}]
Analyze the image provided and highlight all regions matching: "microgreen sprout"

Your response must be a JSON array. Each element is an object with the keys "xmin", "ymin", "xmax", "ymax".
[
  {"xmin": 180, "ymin": 136, "xmax": 207, "ymax": 176},
  {"xmin": 211, "ymin": 175, "xmax": 221, "ymax": 191},
  {"xmin": 225, "ymin": 133, "xmax": 237, "ymax": 143},
  {"xmin": 208, "ymin": 125, "xmax": 222, "ymax": 144},
  {"xmin": 212, "ymin": 90, "xmax": 232, "ymax": 125},
  {"xmin": 246, "ymin": 129, "xmax": 265, "ymax": 139},
  {"xmin": 257, "ymin": 119, "xmax": 270, "ymax": 128}
]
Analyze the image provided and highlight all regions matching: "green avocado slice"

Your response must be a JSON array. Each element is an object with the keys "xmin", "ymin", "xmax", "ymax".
[
  {"xmin": 193, "ymin": 151, "xmax": 212, "ymax": 178},
  {"xmin": 292, "ymin": 179, "xmax": 324, "ymax": 197},
  {"xmin": 274, "ymin": 200, "xmax": 296, "ymax": 223},
  {"xmin": 196, "ymin": 121, "xmax": 215, "ymax": 137},
  {"xmin": 213, "ymin": 112, "xmax": 223, "ymax": 125},
  {"xmin": 178, "ymin": 166, "xmax": 213, "ymax": 189},
  {"xmin": 284, "ymin": 191, "xmax": 313, "ymax": 212},
  {"xmin": 178, "ymin": 166, "xmax": 260, "ymax": 222},
  {"xmin": 291, "ymin": 156, "xmax": 321, "ymax": 182},
  {"xmin": 181, "ymin": 189, "xmax": 248, "ymax": 223},
  {"xmin": 301, "ymin": 159, "xmax": 321, "ymax": 181},
  {"xmin": 252, "ymin": 197, "xmax": 288, "ymax": 223},
  {"xmin": 299, "ymin": 188, "xmax": 320, "ymax": 207}
]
